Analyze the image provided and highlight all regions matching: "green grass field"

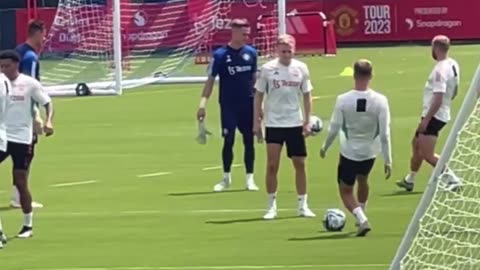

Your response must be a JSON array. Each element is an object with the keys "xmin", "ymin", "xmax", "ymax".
[{"xmin": 0, "ymin": 44, "xmax": 479, "ymax": 270}]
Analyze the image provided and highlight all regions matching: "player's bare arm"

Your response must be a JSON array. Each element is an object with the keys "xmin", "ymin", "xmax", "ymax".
[
  {"xmin": 300, "ymin": 65, "xmax": 313, "ymax": 136},
  {"xmin": 379, "ymin": 97, "xmax": 393, "ymax": 179},
  {"xmin": 253, "ymin": 65, "xmax": 267, "ymax": 142},
  {"xmin": 253, "ymin": 90, "xmax": 264, "ymax": 142},
  {"xmin": 42, "ymin": 102, "xmax": 54, "ymax": 136},
  {"xmin": 32, "ymin": 107, "xmax": 43, "ymax": 135},
  {"xmin": 30, "ymin": 80, "xmax": 54, "ymax": 136},
  {"xmin": 197, "ymin": 76, "xmax": 215, "ymax": 121},
  {"xmin": 302, "ymin": 91, "xmax": 312, "ymax": 136}
]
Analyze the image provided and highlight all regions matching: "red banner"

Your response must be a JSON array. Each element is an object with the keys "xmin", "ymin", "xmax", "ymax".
[
  {"xmin": 396, "ymin": 0, "xmax": 480, "ymax": 40},
  {"xmin": 14, "ymin": 0, "xmax": 480, "ymax": 53},
  {"xmin": 326, "ymin": 0, "xmax": 480, "ymax": 42}
]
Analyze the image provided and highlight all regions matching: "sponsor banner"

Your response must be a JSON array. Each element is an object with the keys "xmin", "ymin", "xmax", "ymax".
[
  {"xmin": 326, "ymin": 0, "xmax": 480, "ymax": 42},
  {"xmin": 14, "ymin": 0, "xmax": 480, "ymax": 52},
  {"xmin": 18, "ymin": 3, "xmax": 192, "ymax": 52},
  {"xmin": 397, "ymin": 0, "xmax": 480, "ymax": 40},
  {"xmin": 191, "ymin": 0, "xmax": 325, "ymax": 51},
  {"xmin": 16, "ymin": 1, "xmax": 325, "ymax": 53}
]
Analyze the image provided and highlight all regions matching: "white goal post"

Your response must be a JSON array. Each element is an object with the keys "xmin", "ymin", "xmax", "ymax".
[{"xmin": 390, "ymin": 63, "xmax": 480, "ymax": 270}]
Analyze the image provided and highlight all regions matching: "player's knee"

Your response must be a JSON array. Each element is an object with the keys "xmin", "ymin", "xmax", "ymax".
[
  {"xmin": 223, "ymin": 133, "xmax": 235, "ymax": 148},
  {"xmin": 339, "ymin": 183, "xmax": 353, "ymax": 194},
  {"xmin": 423, "ymin": 154, "xmax": 436, "ymax": 164},
  {"xmin": 266, "ymin": 161, "xmax": 279, "ymax": 175},
  {"xmin": 291, "ymin": 157, "xmax": 305, "ymax": 171},
  {"xmin": 357, "ymin": 178, "xmax": 368, "ymax": 189},
  {"xmin": 413, "ymin": 148, "xmax": 423, "ymax": 159},
  {"xmin": 13, "ymin": 174, "xmax": 28, "ymax": 190}
]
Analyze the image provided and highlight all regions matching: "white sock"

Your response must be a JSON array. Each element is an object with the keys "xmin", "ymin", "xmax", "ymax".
[
  {"xmin": 223, "ymin": 172, "xmax": 231, "ymax": 182},
  {"xmin": 267, "ymin": 193, "xmax": 277, "ymax": 209},
  {"xmin": 0, "ymin": 218, "xmax": 3, "ymax": 232},
  {"xmin": 24, "ymin": 212, "xmax": 33, "ymax": 227},
  {"xmin": 405, "ymin": 172, "xmax": 417, "ymax": 183},
  {"xmin": 11, "ymin": 186, "xmax": 19, "ymax": 202},
  {"xmin": 297, "ymin": 194, "xmax": 307, "ymax": 209},
  {"xmin": 352, "ymin": 207, "xmax": 368, "ymax": 225},
  {"xmin": 245, "ymin": 173, "xmax": 254, "ymax": 183},
  {"xmin": 359, "ymin": 202, "xmax": 367, "ymax": 212}
]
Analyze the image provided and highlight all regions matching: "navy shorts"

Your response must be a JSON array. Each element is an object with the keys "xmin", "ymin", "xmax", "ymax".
[
  {"xmin": 220, "ymin": 103, "xmax": 253, "ymax": 137},
  {"xmin": 0, "ymin": 141, "xmax": 36, "ymax": 170},
  {"xmin": 415, "ymin": 117, "xmax": 446, "ymax": 137},
  {"xmin": 337, "ymin": 155, "xmax": 375, "ymax": 186},
  {"xmin": 265, "ymin": 126, "xmax": 307, "ymax": 158}
]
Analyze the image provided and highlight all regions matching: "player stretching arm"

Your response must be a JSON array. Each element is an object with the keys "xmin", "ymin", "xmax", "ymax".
[
  {"xmin": 0, "ymin": 73, "xmax": 10, "ymax": 248},
  {"xmin": 11, "ymin": 20, "xmax": 47, "ymax": 209},
  {"xmin": 396, "ymin": 35, "xmax": 461, "ymax": 192},
  {"xmin": 0, "ymin": 50, "xmax": 54, "ymax": 238},
  {"xmin": 254, "ymin": 34, "xmax": 315, "ymax": 220},
  {"xmin": 320, "ymin": 60, "xmax": 392, "ymax": 236},
  {"xmin": 196, "ymin": 18, "xmax": 259, "ymax": 192}
]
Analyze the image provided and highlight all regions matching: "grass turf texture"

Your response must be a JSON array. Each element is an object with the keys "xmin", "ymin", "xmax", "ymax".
[{"xmin": 0, "ymin": 44, "xmax": 479, "ymax": 270}]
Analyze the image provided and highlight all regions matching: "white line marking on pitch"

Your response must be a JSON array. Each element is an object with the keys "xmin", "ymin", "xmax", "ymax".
[
  {"xmin": 202, "ymin": 164, "xmax": 241, "ymax": 171},
  {"xmin": 137, "ymin": 171, "xmax": 172, "ymax": 178},
  {"xmin": 27, "ymin": 264, "xmax": 389, "ymax": 270},
  {"xmin": 312, "ymin": 95, "xmax": 335, "ymax": 100},
  {"xmin": 50, "ymin": 180, "xmax": 98, "ymax": 188}
]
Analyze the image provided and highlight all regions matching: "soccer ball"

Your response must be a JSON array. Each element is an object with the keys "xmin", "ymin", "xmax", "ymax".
[
  {"xmin": 309, "ymin": 115, "xmax": 323, "ymax": 136},
  {"xmin": 322, "ymin": 208, "xmax": 347, "ymax": 232}
]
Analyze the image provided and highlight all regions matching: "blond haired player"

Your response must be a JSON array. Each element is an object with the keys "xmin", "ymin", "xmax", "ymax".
[
  {"xmin": 0, "ymin": 73, "xmax": 10, "ymax": 248},
  {"xmin": 254, "ymin": 34, "xmax": 315, "ymax": 220},
  {"xmin": 397, "ymin": 35, "xmax": 461, "ymax": 192},
  {"xmin": 320, "ymin": 60, "xmax": 392, "ymax": 237}
]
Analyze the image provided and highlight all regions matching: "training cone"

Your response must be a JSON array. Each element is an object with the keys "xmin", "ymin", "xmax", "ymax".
[{"xmin": 340, "ymin": 67, "xmax": 354, "ymax": 77}]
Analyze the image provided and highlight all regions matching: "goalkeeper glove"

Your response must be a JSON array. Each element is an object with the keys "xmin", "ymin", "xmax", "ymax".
[{"xmin": 196, "ymin": 120, "xmax": 212, "ymax": 144}]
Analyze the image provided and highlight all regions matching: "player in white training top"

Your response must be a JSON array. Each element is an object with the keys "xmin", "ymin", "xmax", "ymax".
[
  {"xmin": 397, "ymin": 35, "xmax": 461, "ymax": 192},
  {"xmin": 320, "ymin": 60, "xmax": 392, "ymax": 237},
  {"xmin": 254, "ymin": 34, "xmax": 316, "ymax": 220},
  {"xmin": 0, "ymin": 73, "xmax": 10, "ymax": 249},
  {"xmin": 0, "ymin": 50, "xmax": 54, "ymax": 239}
]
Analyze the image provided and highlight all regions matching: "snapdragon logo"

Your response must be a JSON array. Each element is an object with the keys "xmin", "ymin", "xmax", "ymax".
[
  {"xmin": 405, "ymin": 18, "xmax": 414, "ymax": 30},
  {"xmin": 416, "ymin": 19, "xmax": 462, "ymax": 28},
  {"xmin": 133, "ymin": 11, "xmax": 147, "ymax": 27},
  {"xmin": 405, "ymin": 17, "xmax": 462, "ymax": 30},
  {"xmin": 123, "ymin": 31, "xmax": 168, "ymax": 42}
]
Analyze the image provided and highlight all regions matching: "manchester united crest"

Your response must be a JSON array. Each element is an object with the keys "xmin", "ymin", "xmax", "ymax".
[{"xmin": 330, "ymin": 5, "xmax": 359, "ymax": 37}]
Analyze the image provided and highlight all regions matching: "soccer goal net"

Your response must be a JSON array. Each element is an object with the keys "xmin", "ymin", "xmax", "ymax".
[
  {"xmin": 389, "ymin": 64, "xmax": 480, "ymax": 270},
  {"xmin": 40, "ymin": 0, "xmax": 336, "ymax": 96}
]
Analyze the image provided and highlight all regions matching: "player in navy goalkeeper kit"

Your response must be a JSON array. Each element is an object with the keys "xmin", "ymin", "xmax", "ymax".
[
  {"xmin": 10, "ymin": 20, "xmax": 46, "ymax": 209},
  {"xmin": 16, "ymin": 20, "xmax": 45, "ymax": 81},
  {"xmin": 196, "ymin": 18, "xmax": 259, "ymax": 192}
]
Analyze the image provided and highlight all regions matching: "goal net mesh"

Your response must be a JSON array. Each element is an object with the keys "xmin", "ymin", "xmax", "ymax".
[
  {"xmin": 399, "ymin": 68, "xmax": 480, "ymax": 269},
  {"xmin": 41, "ymin": 0, "xmax": 279, "ymax": 95}
]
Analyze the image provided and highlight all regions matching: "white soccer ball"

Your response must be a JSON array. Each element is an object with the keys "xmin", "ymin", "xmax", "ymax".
[
  {"xmin": 309, "ymin": 115, "xmax": 323, "ymax": 136},
  {"xmin": 322, "ymin": 208, "xmax": 347, "ymax": 232}
]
